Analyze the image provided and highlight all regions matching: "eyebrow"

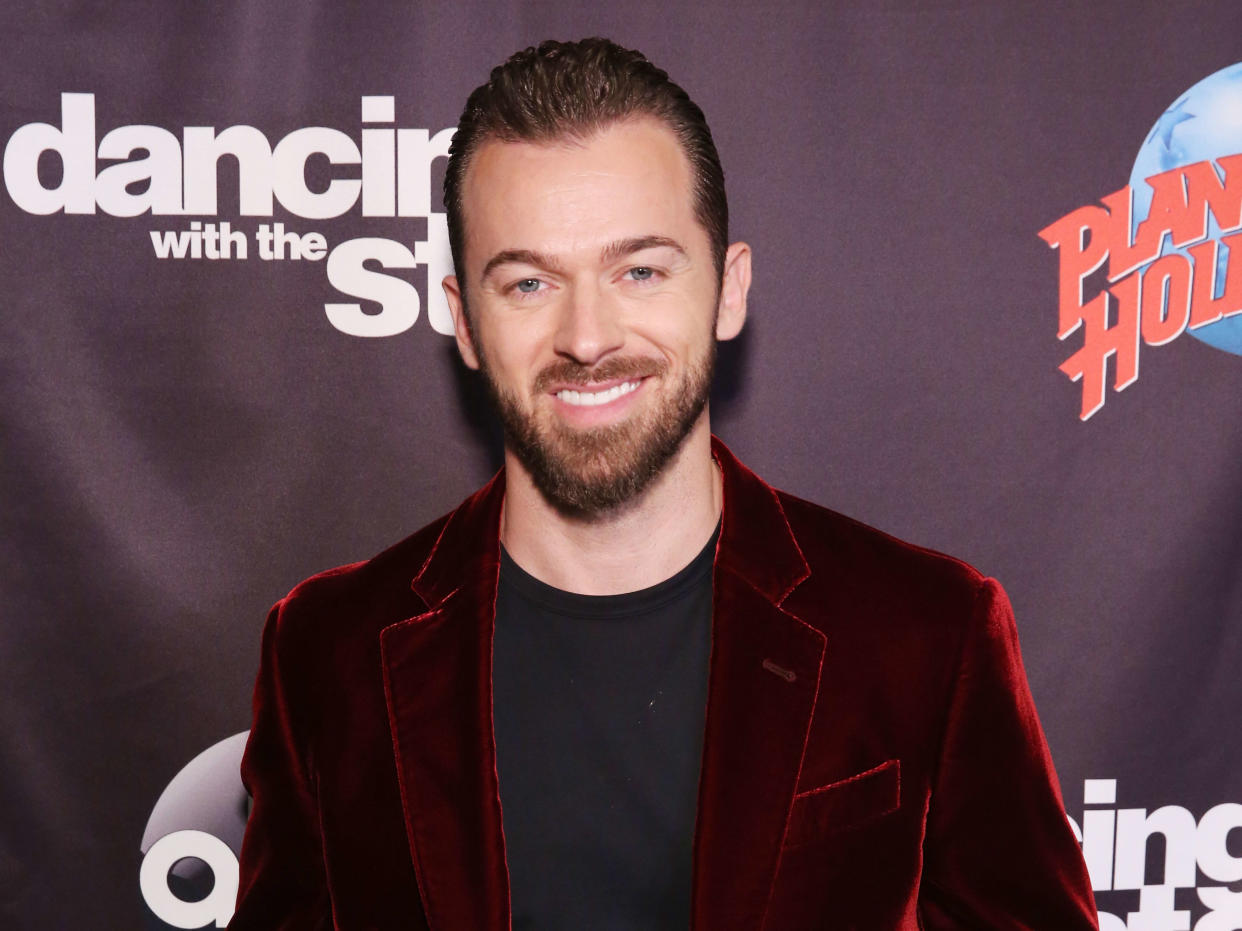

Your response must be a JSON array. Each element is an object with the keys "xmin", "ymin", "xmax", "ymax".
[
  {"xmin": 479, "ymin": 235, "xmax": 688, "ymax": 282},
  {"xmin": 480, "ymin": 248, "xmax": 565, "ymax": 282},
  {"xmin": 600, "ymin": 235, "xmax": 687, "ymax": 265}
]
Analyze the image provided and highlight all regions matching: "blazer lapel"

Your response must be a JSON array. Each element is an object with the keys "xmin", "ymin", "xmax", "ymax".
[
  {"xmin": 691, "ymin": 440, "xmax": 827, "ymax": 931},
  {"xmin": 380, "ymin": 473, "xmax": 510, "ymax": 931}
]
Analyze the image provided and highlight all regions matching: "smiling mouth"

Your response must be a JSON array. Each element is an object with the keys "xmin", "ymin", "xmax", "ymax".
[{"xmin": 555, "ymin": 380, "xmax": 642, "ymax": 407}]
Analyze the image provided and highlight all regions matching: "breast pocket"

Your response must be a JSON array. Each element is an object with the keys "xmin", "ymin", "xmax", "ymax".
[{"xmin": 782, "ymin": 759, "xmax": 900, "ymax": 848}]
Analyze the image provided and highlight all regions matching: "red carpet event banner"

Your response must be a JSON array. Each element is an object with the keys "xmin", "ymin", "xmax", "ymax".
[{"xmin": 4, "ymin": 3, "xmax": 1242, "ymax": 928}]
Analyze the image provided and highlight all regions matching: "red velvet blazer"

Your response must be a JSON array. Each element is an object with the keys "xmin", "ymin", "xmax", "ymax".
[{"xmin": 230, "ymin": 439, "xmax": 1098, "ymax": 930}]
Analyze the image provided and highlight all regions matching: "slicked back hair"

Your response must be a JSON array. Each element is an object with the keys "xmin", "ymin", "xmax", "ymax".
[{"xmin": 443, "ymin": 38, "xmax": 729, "ymax": 292}]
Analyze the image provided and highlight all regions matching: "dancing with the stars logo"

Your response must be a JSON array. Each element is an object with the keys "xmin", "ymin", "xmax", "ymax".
[{"xmin": 1039, "ymin": 64, "xmax": 1242, "ymax": 420}]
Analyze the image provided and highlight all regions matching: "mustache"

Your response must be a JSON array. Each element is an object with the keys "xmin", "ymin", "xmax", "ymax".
[{"xmin": 532, "ymin": 357, "xmax": 667, "ymax": 392}]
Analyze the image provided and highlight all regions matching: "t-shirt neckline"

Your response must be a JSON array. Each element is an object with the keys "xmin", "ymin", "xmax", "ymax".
[{"xmin": 498, "ymin": 520, "xmax": 720, "ymax": 621}]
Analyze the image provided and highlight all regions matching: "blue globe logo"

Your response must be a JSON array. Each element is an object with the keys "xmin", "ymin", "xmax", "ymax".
[{"xmin": 1130, "ymin": 62, "xmax": 1242, "ymax": 355}]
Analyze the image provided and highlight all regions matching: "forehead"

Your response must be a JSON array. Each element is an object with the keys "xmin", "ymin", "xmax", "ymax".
[{"xmin": 459, "ymin": 118, "xmax": 701, "ymax": 267}]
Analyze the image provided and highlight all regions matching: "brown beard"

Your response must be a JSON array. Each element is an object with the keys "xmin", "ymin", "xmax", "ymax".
[{"xmin": 479, "ymin": 346, "xmax": 716, "ymax": 517}]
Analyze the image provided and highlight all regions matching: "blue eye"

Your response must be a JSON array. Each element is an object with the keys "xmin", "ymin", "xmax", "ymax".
[
  {"xmin": 515, "ymin": 278, "xmax": 541, "ymax": 293},
  {"xmin": 628, "ymin": 267, "xmax": 655, "ymax": 281}
]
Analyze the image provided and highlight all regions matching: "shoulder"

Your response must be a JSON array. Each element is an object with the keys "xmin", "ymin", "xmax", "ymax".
[
  {"xmin": 264, "ymin": 509, "xmax": 454, "ymax": 650},
  {"xmin": 771, "ymin": 489, "xmax": 1021, "ymax": 733},
  {"xmin": 778, "ymin": 489, "xmax": 984, "ymax": 588},
  {"xmin": 774, "ymin": 488, "xmax": 993, "ymax": 634}
]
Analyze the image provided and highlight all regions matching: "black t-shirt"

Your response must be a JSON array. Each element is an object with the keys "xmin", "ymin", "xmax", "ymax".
[{"xmin": 492, "ymin": 527, "xmax": 718, "ymax": 930}]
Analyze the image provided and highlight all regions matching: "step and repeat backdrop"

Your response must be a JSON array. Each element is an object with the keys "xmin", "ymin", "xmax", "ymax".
[{"xmin": 5, "ymin": 2, "xmax": 1242, "ymax": 928}]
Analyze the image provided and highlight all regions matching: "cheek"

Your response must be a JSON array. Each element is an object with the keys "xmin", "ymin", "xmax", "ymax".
[
  {"xmin": 636, "ymin": 315, "xmax": 715, "ymax": 363},
  {"xmin": 487, "ymin": 346, "xmax": 554, "ymax": 404},
  {"xmin": 475, "ymin": 316, "xmax": 538, "ymax": 370}
]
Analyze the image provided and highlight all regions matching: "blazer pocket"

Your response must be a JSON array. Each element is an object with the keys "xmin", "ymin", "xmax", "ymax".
[{"xmin": 782, "ymin": 759, "xmax": 900, "ymax": 848}]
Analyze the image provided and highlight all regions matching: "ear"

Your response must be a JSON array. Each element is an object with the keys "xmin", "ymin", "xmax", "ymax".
[
  {"xmin": 715, "ymin": 241, "xmax": 751, "ymax": 341},
  {"xmin": 443, "ymin": 275, "xmax": 481, "ymax": 370}
]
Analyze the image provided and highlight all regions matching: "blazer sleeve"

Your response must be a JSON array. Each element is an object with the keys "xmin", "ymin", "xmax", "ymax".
[
  {"xmin": 228, "ymin": 600, "xmax": 333, "ymax": 930},
  {"xmin": 918, "ymin": 578, "xmax": 1099, "ymax": 930}
]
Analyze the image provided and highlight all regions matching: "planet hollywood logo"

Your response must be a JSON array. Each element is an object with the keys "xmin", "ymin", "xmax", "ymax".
[{"xmin": 1039, "ymin": 64, "xmax": 1242, "ymax": 420}]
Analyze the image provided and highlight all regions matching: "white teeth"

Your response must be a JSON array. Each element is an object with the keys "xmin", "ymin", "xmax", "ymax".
[{"xmin": 556, "ymin": 380, "xmax": 640, "ymax": 406}]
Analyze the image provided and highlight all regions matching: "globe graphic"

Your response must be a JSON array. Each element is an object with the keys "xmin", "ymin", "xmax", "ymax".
[{"xmin": 1129, "ymin": 62, "xmax": 1242, "ymax": 355}]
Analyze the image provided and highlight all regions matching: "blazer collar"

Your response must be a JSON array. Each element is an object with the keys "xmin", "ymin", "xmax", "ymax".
[
  {"xmin": 407, "ymin": 437, "xmax": 811, "ymax": 608},
  {"xmin": 409, "ymin": 467, "xmax": 505, "ymax": 609},
  {"xmin": 383, "ymin": 438, "xmax": 825, "ymax": 930},
  {"xmin": 709, "ymin": 436, "xmax": 810, "ymax": 604}
]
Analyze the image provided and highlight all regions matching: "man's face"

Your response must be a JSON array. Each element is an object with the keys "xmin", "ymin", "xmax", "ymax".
[{"xmin": 444, "ymin": 117, "xmax": 748, "ymax": 516}]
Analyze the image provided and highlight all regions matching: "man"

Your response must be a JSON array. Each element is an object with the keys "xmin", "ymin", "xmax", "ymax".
[{"xmin": 231, "ymin": 38, "xmax": 1098, "ymax": 930}]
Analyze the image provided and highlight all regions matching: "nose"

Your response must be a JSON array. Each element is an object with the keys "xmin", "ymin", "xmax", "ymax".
[{"xmin": 552, "ymin": 280, "xmax": 625, "ymax": 366}]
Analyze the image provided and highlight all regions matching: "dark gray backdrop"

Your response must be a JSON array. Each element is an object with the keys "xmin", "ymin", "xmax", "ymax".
[{"xmin": 4, "ymin": 2, "xmax": 1241, "ymax": 927}]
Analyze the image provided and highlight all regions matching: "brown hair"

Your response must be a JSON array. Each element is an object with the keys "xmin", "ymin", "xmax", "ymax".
[{"xmin": 443, "ymin": 38, "xmax": 728, "ymax": 284}]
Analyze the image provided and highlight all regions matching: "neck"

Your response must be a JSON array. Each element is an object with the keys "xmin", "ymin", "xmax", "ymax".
[{"xmin": 499, "ymin": 417, "xmax": 721, "ymax": 595}]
